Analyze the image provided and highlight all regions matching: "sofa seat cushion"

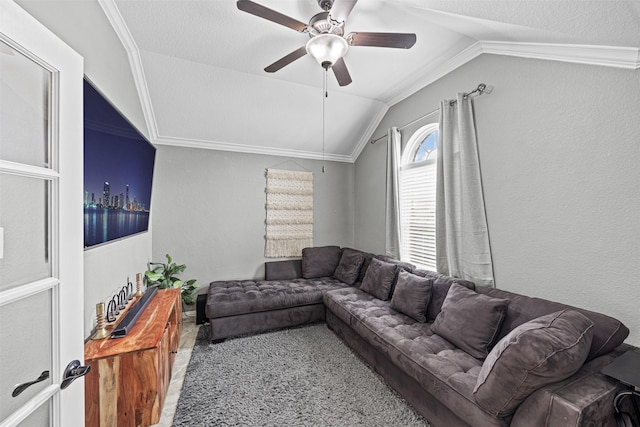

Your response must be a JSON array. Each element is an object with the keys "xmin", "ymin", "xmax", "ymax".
[
  {"xmin": 207, "ymin": 278, "xmax": 348, "ymax": 319},
  {"xmin": 324, "ymin": 288, "xmax": 507, "ymax": 427}
]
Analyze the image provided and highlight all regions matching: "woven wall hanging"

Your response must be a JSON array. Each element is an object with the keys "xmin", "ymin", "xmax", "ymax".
[{"xmin": 264, "ymin": 169, "xmax": 314, "ymax": 257}]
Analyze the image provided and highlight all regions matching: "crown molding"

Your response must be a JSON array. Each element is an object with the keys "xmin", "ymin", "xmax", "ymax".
[
  {"xmin": 350, "ymin": 40, "xmax": 639, "ymax": 161},
  {"xmin": 480, "ymin": 41, "xmax": 640, "ymax": 69},
  {"xmin": 380, "ymin": 40, "xmax": 640, "ymax": 110},
  {"xmin": 347, "ymin": 42, "xmax": 482, "ymax": 162},
  {"xmin": 154, "ymin": 135, "xmax": 354, "ymax": 163},
  {"xmin": 383, "ymin": 41, "xmax": 484, "ymax": 107},
  {"xmin": 349, "ymin": 103, "xmax": 389, "ymax": 161},
  {"xmin": 97, "ymin": 4, "xmax": 639, "ymax": 162},
  {"xmin": 98, "ymin": 0, "xmax": 160, "ymax": 141}
]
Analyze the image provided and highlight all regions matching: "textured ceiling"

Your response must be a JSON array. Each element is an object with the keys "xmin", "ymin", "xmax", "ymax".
[
  {"xmin": 17, "ymin": 0, "xmax": 640, "ymax": 162},
  {"xmin": 113, "ymin": 0, "xmax": 480, "ymax": 160}
]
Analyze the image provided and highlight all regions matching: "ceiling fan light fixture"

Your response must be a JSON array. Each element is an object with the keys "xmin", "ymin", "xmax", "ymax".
[{"xmin": 306, "ymin": 33, "xmax": 348, "ymax": 69}]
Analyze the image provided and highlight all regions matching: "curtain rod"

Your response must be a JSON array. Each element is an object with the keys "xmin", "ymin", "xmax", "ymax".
[{"xmin": 370, "ymin": 83, "xmax": 491, "ymax": 144}]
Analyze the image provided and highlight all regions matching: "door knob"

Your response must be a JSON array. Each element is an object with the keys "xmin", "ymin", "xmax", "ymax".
[
  {"xmin": 12, "ymin": 370, "xmax": 50, "ymax": 397},
  {"xmin": 60, "ymin": 360, "xmax": 90, "ymax": 390}
]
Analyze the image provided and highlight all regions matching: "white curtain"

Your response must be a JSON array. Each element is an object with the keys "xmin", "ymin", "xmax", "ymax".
[
  {"xmin": 436, "ymin": 94, "xmax": 495, "ymax": 287},
  {"xmin": 385, "ymin": 127, "xmax": 402, "ymax": 259}
]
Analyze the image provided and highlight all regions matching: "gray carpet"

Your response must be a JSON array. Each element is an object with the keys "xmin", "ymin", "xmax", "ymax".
[{"xmin": 172, "ymin": 323, "xmax": 429, "ymax": 426}]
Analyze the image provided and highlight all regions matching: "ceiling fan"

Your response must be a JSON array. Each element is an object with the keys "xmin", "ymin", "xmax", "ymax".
[{"xmin": 237, "ymin": 0, "xmax": 417, "ymax": 86}]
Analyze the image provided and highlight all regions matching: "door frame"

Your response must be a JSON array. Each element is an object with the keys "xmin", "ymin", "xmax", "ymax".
[{"xmin": 0, "ymin": 1, "xmax": 84, "ymax": 426}]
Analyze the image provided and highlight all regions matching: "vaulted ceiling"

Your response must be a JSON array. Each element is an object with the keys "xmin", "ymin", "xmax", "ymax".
[{"xmin": 17, "ymin": 0, "xmax": 640, "ymax": 162}]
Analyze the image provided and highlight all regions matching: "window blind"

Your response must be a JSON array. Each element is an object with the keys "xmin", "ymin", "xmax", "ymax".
[{"xmin": 399, "ymin": 162, "xmax": 437, "ymax": 270}]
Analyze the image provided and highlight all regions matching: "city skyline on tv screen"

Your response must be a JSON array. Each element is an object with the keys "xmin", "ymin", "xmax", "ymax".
[{"xmin": 83, "ymin": 79, "xmax": 156, "ymax": 248}]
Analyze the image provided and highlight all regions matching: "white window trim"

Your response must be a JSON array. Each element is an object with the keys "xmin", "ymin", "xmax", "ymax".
[
  {"xmin": 401, "ymin": 123, "xmax": 439, "ymax": 167},
  {"xmin": 399, "ymin": 123, "xmax": 439, "ymax": 271}
]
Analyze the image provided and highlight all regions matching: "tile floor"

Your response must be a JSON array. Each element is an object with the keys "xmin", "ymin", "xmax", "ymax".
[{"xmin": 151, "ymin": 310, "xmax": 200, "ymax": 427}]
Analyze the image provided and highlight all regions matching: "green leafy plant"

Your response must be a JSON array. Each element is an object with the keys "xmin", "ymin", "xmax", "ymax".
[{"xmin": 145, "ymin": 253, "xmax": 199, "ymax": 305}]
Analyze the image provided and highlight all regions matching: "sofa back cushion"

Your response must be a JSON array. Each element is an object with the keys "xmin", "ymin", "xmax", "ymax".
[
  {"xmin": 476, "ymin": 287, "xmax": 629, "ymax": 361},
  {"xmin": 356, "ymin": 253, "xmax": 375, "ymax": 283},
  {"xmin": 413, "ymin": 269, "xmax": 476, "ymax": 321},
  {"xmin": 473, "ymin": 309, "xmax": 594, "ymax": 417},
  {"xmin": 373, "ymin": 255, "xmax": 415, "ymax": 296},
  {"xmin": 431, "ymin": 284, "xmax": 510, "ymax": 359},
  {"xmin": 265, "ymin": 260, "xmax": 302, "ymax": 280},
  {"xmin": 389, "ymin": 271, "xmax": 433, "ymax": 322},
  {"xmin": 334, "ymin": 247, "xmax": 376, "ymax": 285},
  {"xmin": 360, "ymin": 258, "xmax": 398, "ymax": 301},
  {"xmin": 333, "ymin": 248, "xmax": 365, "ymax": 285},
  {"xmin": 301, "ymin": 246, "xmax": 342, "ymax": 279},
  {"xmin": 374, "ymin": 255, "xmax": 415, "ymax": 275}
]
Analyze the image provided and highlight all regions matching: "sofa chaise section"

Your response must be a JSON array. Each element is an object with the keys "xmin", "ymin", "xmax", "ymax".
[
  {"xmin": 206, "ymin": 276, "xmax": 347, "ymax": 340},
  {"xmin": 206, "ymin": 245, "xmax": 353, "ymax": 340}
]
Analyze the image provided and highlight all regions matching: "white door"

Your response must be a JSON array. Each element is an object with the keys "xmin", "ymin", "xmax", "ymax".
[{"xmin": 0, "ymin": 1, "xmax": 85, "ymax": 426}]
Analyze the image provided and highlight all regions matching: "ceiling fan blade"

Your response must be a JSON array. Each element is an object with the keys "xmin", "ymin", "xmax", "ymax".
[
  {"xmin": 329, "ymin": 0, "xmax": 357, "ymax": 24},
  {"xmin": 264, "ymin": 46, "xmax": 308, "ymax": 73},
  {"xmin": 331, "ymin": 58, "xmax": 352, "ymax": 86},
  {"xmin": 237, "ymin": 0, "xmax": 307, "ymax": 32},
  {"xmin": 347, "ymin": 32, "xmax": 417, "ymax": 49}
]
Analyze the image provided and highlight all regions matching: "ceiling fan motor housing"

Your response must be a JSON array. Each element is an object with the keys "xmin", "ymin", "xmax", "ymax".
[
  {"xmin": 308, "ymin": 12, "xmax": 344, "ymax": 37},
  {"xmin": 317, "ymin": 0, "xmax": 333, "ymax": 12},
  {"xmin": 236, "ymin": 0, "xmax": 417, "ymax": 86}
]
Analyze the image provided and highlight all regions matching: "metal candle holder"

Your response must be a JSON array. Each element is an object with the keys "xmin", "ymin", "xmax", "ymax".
[
  {"xmin": 127, "ymin": 278, "xmax": 134, "ymax": 300},
  {"xmin": 118, "ymin": 288, "xmax": 127, "ymax": 310},
  {"xmin": 107, "ymin": 296, "xmax": 118, "ymax": 322},
  {"xmin": 135, "ymin": 273, "xmax": 144, "ymax": 297},
  {"xmin": 92, "ymin": 302, "xmax": 110, "ymax": 340}
]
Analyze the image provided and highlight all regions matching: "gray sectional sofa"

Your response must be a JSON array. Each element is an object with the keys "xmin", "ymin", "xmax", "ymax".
[{"xmin": 205, "ymin": 246, "xmax": 634, "ymax": 426}]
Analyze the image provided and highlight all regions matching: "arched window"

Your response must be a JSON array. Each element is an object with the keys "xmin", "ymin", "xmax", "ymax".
[{"xmin": 399, "ymin": 123, "xmax": 439, "ymax": 270}]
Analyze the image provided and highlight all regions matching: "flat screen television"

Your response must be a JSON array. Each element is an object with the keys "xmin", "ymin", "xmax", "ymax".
[{"xmin": 83, "ymin": 78, "xmax": 156, "ymax": 248}]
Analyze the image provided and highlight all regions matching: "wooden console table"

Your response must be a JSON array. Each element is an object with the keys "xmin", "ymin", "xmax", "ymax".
[{"xmin": 84, "ymin": 288, "xmax": 182, "ymax": 427}]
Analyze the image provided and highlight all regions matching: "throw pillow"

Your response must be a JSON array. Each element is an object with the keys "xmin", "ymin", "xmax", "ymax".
[
  {"xmin": 431, "ymin": 284, "xmax": 510, "ymax": 359},
  {"xmin": 473, "ymin": 309, "xmax": 594, "ymax": 417},
  {"xmin": 356, "ymin": 252, "xmax": 375, "ymax": 283},
  {"xmin": 390, "ymin": 271, "xmax": 433, "ymax": 322},
  {"xmin": 333, "ymin": 248, "xmax": 365, "ymax": 285},
  {"xmin": 373, "ymin": 255, "xmax": 416, "ymax": 296},
  {"xmin": 301, "ymin": 246, "xmax": 342, "ymax": 279},
  {"xmin": 360, "ymin": 258, "xmax": 398, "ymax": 301},
  {"xmin": 414, "ymin": 269, "xmax": 476, "ymax": 321}
]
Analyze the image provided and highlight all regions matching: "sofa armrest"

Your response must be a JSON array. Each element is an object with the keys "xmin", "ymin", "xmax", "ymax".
[
  {"xmin": 510, "ymin": 345, "xmax": 632, "ymax": 427},
  {"xmin": 265, "ymin": 260, "xmax": 302, "ymax": 281}
]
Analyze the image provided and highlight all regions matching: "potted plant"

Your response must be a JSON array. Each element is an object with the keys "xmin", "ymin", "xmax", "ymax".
[{"xmin": 145, "ymin": 253, "xmax": 199, "ymax": 306}]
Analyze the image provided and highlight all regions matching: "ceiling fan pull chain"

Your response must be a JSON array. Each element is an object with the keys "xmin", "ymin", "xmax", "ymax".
[{"xmin": 322, "ymin": 67, "xmax": 327, "ymax": 173}]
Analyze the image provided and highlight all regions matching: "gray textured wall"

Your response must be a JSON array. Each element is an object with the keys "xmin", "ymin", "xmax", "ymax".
[
  {"xmin": 355, "ymin": 54, "xmax": 640, "ymax": 345},
  {"xmin": 16, "ymin": 0, "xmax": 155, "ymax": 337},
  {"xmin": 16, "ymin": 0, "xmax": 149, "ymax": 141},
  {"xmin": 151, "ymin": 146, "xmax": 355, "ymax": 284}
]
